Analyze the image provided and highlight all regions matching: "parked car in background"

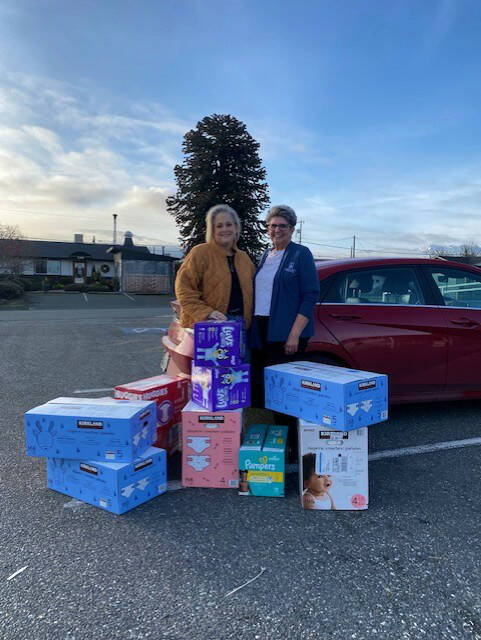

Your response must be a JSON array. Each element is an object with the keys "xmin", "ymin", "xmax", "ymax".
[{"xmin": 163, "ymin": 257, "xmax": 481, "ymax": 404}]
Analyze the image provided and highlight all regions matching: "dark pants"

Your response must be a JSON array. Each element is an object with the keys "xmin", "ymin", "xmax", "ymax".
[{"xmin": 250, "ymin": 316, "xmax": 308, "ymax": 458}]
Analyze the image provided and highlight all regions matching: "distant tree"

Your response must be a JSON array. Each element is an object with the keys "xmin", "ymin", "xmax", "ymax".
[
  {"xmin": 0, "ymin": 224, "xmax": 25, "ymax": 275},
  {"xmin": 460, "ymin": 242, "xmax": 481, "ymax": 257},
  {"xmin": 166, "ymin": 114, "xmax": 270, "ymax": 260},
  {"xmin": 428, "ymin": 243, "xmax": 481, "ymax": 258}
]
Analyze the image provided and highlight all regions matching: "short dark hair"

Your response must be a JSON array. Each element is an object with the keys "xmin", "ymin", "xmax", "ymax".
[{"xmin": 302, "ymin": 453, "xmax": 316, "ymax": 488}]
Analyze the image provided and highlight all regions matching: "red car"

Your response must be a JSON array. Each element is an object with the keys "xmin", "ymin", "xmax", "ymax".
[{"xmin": 163, "ymin": 257, "xmax": 481, "ymax": 404}]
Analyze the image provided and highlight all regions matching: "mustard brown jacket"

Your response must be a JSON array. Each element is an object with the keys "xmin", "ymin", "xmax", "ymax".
[{"xmin": 175, "ymin": 242, "xmax": 255, "ymax": 329}]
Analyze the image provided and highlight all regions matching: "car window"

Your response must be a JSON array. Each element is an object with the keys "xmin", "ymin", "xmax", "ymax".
[
  {"xmin": 323, "ymin": 267, "xmax": 425, "ymax": 305},
  {"xmin": 427, "ymin": 267, "xmax": 481, "ymax": 308}
]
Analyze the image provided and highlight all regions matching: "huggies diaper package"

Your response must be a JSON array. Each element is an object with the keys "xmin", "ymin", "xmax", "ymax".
[
  {"xmin": 191, "ymin": 364, "xmax": 250, "ymax": 412},
  {"xmin": 298, "ymin": 418, "xmax": 368, "ymax": 510},
  {"xmin": 238, "ymin": 424, "xmax": 288, "ymax": 497},
  {"xmin": 25, "ymin": 400, "xmax": 156, "ymax": 462},
  {"xmin": 115, "ymin": 375, "xmax": 189, "ymax": 457},
  {"xmin": 181, "ymin": 401, "xmax": 242, "ymax": 488},
  {"xmin": 114, "ymin": 374, "xmax": 189, "ymax": 423},
  {"xmin": 47, "ymin": 446, "xmax": 167, "ymax": 515},
  {"xmin": 194, "ymin": 320, "xmax": 246, "ymax": 367},
  {"xmin": 265, "ymin": 361, "xmax": 388, "ymax": 431}
]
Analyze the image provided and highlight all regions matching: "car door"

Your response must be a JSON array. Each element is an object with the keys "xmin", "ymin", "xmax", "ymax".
[
  {"xmin": 422, "ymin": 265, "xmax": 481, "ymax": 397},
  {"xmin": 318, "ymin": 265, "xmax": 448, "ymax": 401}
]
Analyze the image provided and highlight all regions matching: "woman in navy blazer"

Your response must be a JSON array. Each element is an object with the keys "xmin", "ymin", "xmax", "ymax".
[{"xmin": 251, "ymin": 205, "xmax": 320, "ymax": 457}]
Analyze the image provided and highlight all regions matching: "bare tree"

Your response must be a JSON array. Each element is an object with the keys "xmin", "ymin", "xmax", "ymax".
[
  {"xmin": 0, "ymin": 224, "xmax": 26, "ymax": 275},
  {"xmin": 460, "ymin": 242, "xmax": 481, "ymax": 257}
]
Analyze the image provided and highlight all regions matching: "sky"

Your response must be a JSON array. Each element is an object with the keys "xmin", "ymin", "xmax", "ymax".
[{"xmin": 0, "ymin": 0, "xmax": 480, "ymax": 258}]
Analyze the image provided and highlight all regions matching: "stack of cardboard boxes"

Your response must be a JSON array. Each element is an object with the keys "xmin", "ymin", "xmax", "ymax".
[
  {"xmin": 25, "ymin": 397, "xmax": 167, "ymax": 514},
  {"xmin": 182, "ymin": 320, "xmax": 250, "ymax": 489},
  {"xmin": 24, "ymin": 320, "xmax": 391, "ymax": 512},
  {"xmin": 264, "ymin": 361, "xmax": 389, "ymax": 510}
]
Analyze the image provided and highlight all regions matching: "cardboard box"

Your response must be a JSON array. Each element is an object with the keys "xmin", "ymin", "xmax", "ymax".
[
  {"xmin": 181, "ymin": 401, "xmax": 242, "ymax": 488},
  {"xmin": 114, "ymin": 374, "xmax": 189, "ymax": 424},
  {"xmin": 238, "ymin": 424, "xmax": 288, "ymax": 497},
  {"xmin": 298, "ymin": 418, "xmax": 368, "ymax": 510},
  {"xmin": 191, "ymin": 364, "xmax": 250, "ymax": 411},
  {"xmin": 25, "ymin": 400, "xmax": 156, "ymax": 462},
  {"xmin": 153, "ymin": 417, "xmax": 181, "ymax": 457},
  {"xmin": 194, "ymin": 320, "xmax": 245, "ymax": 367},
  {"xmin": 265, "ymin": 361, "xmax": 388, "ymax": 431},
  {"xmin": 47, "ymin": 446, "xmax": 167, "ymax": 515}
]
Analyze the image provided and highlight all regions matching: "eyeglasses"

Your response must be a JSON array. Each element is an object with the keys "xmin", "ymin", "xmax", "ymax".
[{"xmin": 268, "ymin": 223, "xmax": 291, "ymax": 230}]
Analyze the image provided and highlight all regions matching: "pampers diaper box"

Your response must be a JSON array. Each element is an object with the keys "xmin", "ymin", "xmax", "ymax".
[
  {"xmin": 238, "ymin": 424, "xmax": 288, "ymax": 497},
  {"xmin": 264, "ymin": 361, "xmax": 388, "ymax": 431},
  {"xmin": 191, "ymin": 364, "xmax": 250, "ymax": 412},
  {"xmin": 181, "ymin": 401, "xmax": 242, "ymax": 488},
  {"xmin": 25, "ymin": 400, "xmax": 156, "ymax": 462},
  {"xmin": 298, "ymin": 418, "xmax": 368, "ymax": 511},
  {"xmin": 47, "ymin": 446, "xmax": 167, "ymax": 515},
  {"xmin": 194, "ymin": 320, "xmax": 246, "ymax": 367}
]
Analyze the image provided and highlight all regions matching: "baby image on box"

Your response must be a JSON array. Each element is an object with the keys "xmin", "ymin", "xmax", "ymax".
[{"xmin": 301, "ymin": 453, "xmax": 336, "ymax": 510}]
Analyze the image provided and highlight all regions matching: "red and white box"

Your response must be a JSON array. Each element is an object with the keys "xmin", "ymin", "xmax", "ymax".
[
  {"xmin": 115, "ymin": 374, "xmax": 189, "ymax": 456},
  {"xmin": 181, "ymin": 400, "xmax": 242, "ymax": 489}
]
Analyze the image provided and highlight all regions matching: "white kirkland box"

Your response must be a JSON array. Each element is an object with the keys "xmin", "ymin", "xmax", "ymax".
[{"xmin": 298, "ymin": 418, "xmax": 368, "ymax": 511}]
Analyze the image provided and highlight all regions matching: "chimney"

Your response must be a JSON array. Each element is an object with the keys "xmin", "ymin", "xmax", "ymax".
[
  {"xmin": 113, "ymin": 213, "xmax": 118, "ymax": 244},
  {"xmin": 123, "ymin": 231, "xmax": 134, "ymax": 248},
  {"xmin": 74, "ymin": 233, "xmax": 84, "ymax": 243}
]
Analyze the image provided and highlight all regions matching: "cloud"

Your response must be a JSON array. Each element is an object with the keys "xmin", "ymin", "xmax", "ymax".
[
  {"xmin": 0, "ymin": 71, "xmax": 190, "ymax": 244},
  {"xmin": 298, "ymin": 171, "xmax": 481, "ymax": 257}
]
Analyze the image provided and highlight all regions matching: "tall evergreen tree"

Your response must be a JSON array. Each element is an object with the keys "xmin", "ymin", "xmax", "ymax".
[{"xmin": 166, "ymin": 114, "xmax": 270, "ymax": 259}]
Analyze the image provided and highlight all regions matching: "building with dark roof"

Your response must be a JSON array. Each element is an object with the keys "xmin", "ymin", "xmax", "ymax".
[{"xmin": 0, "ymin": 231, "xmax": 180, "ymax": 293}]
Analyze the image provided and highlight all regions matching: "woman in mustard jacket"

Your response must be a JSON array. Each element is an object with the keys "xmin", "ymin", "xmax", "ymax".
[{"xmin": 175, "ymin": 204, "xmax": 255, "ymax": 329}]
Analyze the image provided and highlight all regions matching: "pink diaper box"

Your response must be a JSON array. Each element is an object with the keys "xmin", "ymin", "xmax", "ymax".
[{"xmin": 181, "ymin": 400, "xmax": 242, "ymax": 489}]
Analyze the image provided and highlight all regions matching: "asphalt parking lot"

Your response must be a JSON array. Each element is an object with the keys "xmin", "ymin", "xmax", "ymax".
[{"xmin": 1, "ymin": 292, "xmax": 480, "ymax": 640}]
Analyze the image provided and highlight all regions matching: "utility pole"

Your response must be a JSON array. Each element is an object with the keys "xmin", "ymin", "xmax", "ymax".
[
  {"xmin": 351, "ymin": 234, "xmax": 356, "ymax": 258},
  {"xmin": 113, "ymin": 213, "xmax": 118, "ymax": 245},
  {"xmin": 297, "ymin": 220, "xmax": 305, "ymax": 244}
]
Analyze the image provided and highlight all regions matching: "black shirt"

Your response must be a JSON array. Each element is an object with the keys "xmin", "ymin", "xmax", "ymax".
[{"xmin": 226, "ymin": 255, "xmax": 244, "ymax": 317}]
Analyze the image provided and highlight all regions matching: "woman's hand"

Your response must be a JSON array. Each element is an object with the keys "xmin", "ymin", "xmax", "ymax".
[
  {"xmin": 284, "ymin": 333, "xmax": 299, "ymax": 355},
  {"xmin": 208, "ymin": 310, "xmax": 228, "ymax": 321}
]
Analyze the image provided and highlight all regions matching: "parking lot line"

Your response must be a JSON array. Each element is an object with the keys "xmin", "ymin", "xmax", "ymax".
[
  {"xmin": 123, "ymin": 292, "xmax": 136, "ymax": 302},
  {"xmin": 82, "ymin": 293, "xmax": 88, "ymax": 302},
  {"xmin": 73, "ymin": 387, "xmax": 114, "ymax": 393},
  {"xmin": 368, "ymin": 436, "xmax": 481, "ymax": 461},
  {"xmin": 286, "ymin": 436, "xmax": 481, "ymax": 474}
]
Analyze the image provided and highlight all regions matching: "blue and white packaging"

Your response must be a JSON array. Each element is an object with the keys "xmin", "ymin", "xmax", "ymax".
[
  {"xmin": 46, "ymin": 446, "xmax": 167, "ymax": 515},
  {"xmin": 25, "ymin": 399, "xmax": 156, "ymax": 461},
  {"xmin": 265, "ymin": 361, "xmax": 388, "ymax": 431}
]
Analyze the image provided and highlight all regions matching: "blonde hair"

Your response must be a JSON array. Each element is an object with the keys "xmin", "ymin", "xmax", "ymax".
[{"xmin": 205, "ymin": 204, "xmax": 241, "ymax": 244}]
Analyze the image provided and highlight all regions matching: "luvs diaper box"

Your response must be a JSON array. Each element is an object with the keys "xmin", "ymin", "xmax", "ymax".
[
  {"xmin": 47, "ymin": 446, "xmax": 167, "ymax": 515},
  {"xmin": 191, "ymin": 364, "xmax": 250, "ymax": 412},
  {"xmin": 264, "ymin": 361, "xmax": 388, "ymax": 431},
  {"xmin": 194, "ymin": 320, "xmax": 246, "ymax": 367},
  {"xmin": 25, "ymin": 400, "xmax": 156, "ymax": 461},
  {"xmin": 298, "ymin": 418, "xmax": 368, "ymax": 510},
  {"xmin": 114, "ymin": 374, "xmax": 189, "ymax": 457},
  {"xmin": 238, "ymin": 424, "xmax": 288, "ymax": 497},
  {"xmin": 181, "ymin": 401, "xmax": 242, "ymax": 488}
]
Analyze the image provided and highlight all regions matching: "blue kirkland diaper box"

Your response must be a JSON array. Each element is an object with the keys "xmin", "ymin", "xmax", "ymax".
[
  {"xmin": 47, "ymin": 446, "xmax": 167, "ymax": 515},
  {"xmin": 25, "ymin": 400, "xmax": 156, "ymax": 462},
  {"xmin": 264, "ymin": 362, "xmax": 388, "ymax": 431},
  {"xmin": 238, "ymin": 424, "xmax": 288, "ymax": 497}
]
